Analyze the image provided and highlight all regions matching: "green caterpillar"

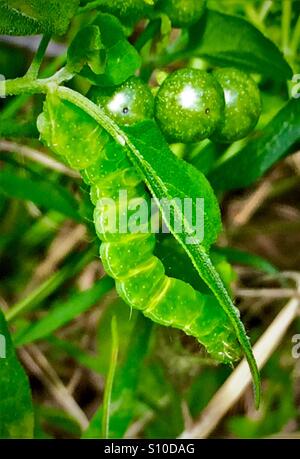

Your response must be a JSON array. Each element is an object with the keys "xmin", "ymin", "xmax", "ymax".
[{"xmin": 37, "ymin": 80, "xmax": 242, "ymax": 365}]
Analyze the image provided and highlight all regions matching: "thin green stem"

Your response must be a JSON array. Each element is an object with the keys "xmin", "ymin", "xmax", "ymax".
[
  {"xmin": 135, "ymin": 19, "xmax": 161, "ymax": 52},
  {"xmin": 282, "ymin": 0, "xmax": 292, "ymax": 55},
  {"xmin": 26, "ymin": 35, "xmax": 51, "ymax": 79},
  {"xmin": 101, "ymin": 316, "xmax": 119, "ymax": 439},
  {"xmin": 3, "ymin": 67, "xmax": 73, "ymax": 97},
  {"xmin": 4, "ymin": 77, "xmax": 49, "ymax": 97},
  {"xmin": 6, "ymin": 270, "xmax": 67, "ymax": 323},
  {"xmin": 291, "ymin": 14, "xmax": 300, "ymax": 57}
]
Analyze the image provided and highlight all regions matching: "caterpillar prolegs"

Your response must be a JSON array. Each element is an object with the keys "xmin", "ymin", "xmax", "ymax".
[{"xmin": 37, "ymin": 91, "xmax": 242, "ymax": 364}]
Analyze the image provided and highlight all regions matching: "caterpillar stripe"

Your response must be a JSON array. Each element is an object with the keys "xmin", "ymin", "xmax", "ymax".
[{"xmin": 37, "ymin": 93, "xmax": 242, "ymax": 364}]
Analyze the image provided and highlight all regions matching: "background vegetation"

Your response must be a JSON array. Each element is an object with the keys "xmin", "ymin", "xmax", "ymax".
[{"xmin": 0, "ymin": 0, "xmax": 300, "ymax": 439}]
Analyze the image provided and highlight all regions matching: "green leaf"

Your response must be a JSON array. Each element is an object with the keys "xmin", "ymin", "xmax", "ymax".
[
  {"xmin": 214, "ymin": 247, "xmax": 278, "ymax": 275},
  {"xmin": 67, "ymin": 25, "xmax": 106, "ymax": 74},
  {"xmin": 209, "ymin": 99, "xmax": 300, "ymax": 191},
  {"xmin": 0, "ymin": 0, "xmax": 79, "ymax": 35},
  {"xmin": 0, "ymin": 308, "xmax": 34, "ymax": 438},
  {"xmin": 124, "ymin": 121, "xmax": 222, "ymax": 250},
  {"xmin": 14, "ymin": 277, "xmax": 114, "ymax": 346},
  {"xmin": 186, "ymin": 9, "xmax": 292, "ymax": 81},
  {"xmin": 0, "ymin": 169, "xmax": 80, "ymax": 220},
  {"xmin": 123, "ymin": 120, "xmax": 261, "ymax": 406},
  {"xmin": 79, "ymin": 13, "xmax": 141, "ymax": 86}
]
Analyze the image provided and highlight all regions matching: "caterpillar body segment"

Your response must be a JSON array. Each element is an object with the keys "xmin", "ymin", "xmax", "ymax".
[{"xmin": 38, "ymin": 92, "xmax": 242, "ymax": 365}]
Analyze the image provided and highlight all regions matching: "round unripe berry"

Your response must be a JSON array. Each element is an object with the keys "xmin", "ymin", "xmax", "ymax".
[
  {"xmin": 154, "ymin": 68, "xmax": 225, "ymax": 143},
  {"xmin": 212, "ymin": 68, "xmax": 262, "ymax": 143},
  {"xmin": 88, "ymin": 76, "xmax": 154, "ymax": 126},
  {"xmin": 158, "ymin": 0, "xmax": 206, "ymax": 28}
]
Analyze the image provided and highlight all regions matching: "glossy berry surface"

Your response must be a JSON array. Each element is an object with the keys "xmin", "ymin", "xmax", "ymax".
[
  {"xmin": 213, "ymin": 68, "xmax": 262, "ymax": 143},
  {"xmin": 154, "ymin": 68, "xmax": 225, "ymax": 143},
  {"xmin": 88, "ymin": 76, "xmax": 155, "ymax": 126},
  {"xmin": 158, "ymin": 0, "xmax": 206, "ymax": 28}
]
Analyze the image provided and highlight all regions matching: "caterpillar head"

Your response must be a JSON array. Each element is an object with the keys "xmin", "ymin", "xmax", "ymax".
[
  {"xmin": 88, "ymin": 76, "xmax": 155, "ymax": 126},
  {"xmin": 37, "ymin": 93, "xmax": 109, "ymax": 170}
]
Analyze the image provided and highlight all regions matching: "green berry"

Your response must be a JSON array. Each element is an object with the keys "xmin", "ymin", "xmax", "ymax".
[
  {"xmin": 154, "ymin": 68, "xmax": 225, "ymax": 143},
  {"xmin": 158, "ymin": 0, "xmax": 206, "ymax": 28},
  {"xmin": 213, "ymin": 68, "xmax": 262, "ymax": 143},
  {"xmin": 88, "ymin": 76, "xmax": 155, "ymax": 126}
]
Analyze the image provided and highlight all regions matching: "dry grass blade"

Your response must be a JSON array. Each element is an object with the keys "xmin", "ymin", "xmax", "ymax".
[
  {"xmin": 19, "ymin": 344, "xmax": 89, "ymax": 431},
  {"xmin": 24, "ymin": 223, "xmax": 86, "ymax": 293},
  {"xmin": 0, "ymin": 140, "xmax": 80, "ymax": 178},
  {"xmin": 236, "ymin": 288, "xmax": 300, "ymax": 300},
  {"xmin": 232, "ymin": 180, "xmax": 272, "ymax": 227}
]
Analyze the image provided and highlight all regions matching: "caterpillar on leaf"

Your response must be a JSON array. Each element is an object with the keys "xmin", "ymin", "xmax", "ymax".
[{"xmin": 37, "ymin": 78, "xmax": 244, "ymax": 366}]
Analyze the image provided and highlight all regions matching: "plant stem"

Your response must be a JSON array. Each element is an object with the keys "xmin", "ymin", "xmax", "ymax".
[
  {"xmin": 291, "ymin": 14, "xmax": 300, "ymax": 57},
  {"xmin": 102, "ymin": 316, "xmax": 119, "ymax": 439},
  {"xmin": 135, "ymin": 19, "xmax": 161, "ymax": 52},
  {"xmin": 26, "ymin": 34, "xmax": 51, "ymax": 79},
  {"xmin": 4, "ymin": 67, "xmax": 73, "ymax": 97},
  {"xmin": 4, "ymin": 77, "xmax": 48, "ymax": 96},
  {"xmin": 282, "ymin": 0, "xmax": 292, "ymax": 55}
]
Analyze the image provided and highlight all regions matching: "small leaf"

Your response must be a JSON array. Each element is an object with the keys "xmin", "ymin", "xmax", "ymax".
[
  {"xmin": 14, "ymin": 277, "xmax": 114, "ymax": 346},
  {"xmin": 0, "ymin": 169, "xmax": 80, "ymax": 220},
  {"xmin": 209, "ymin": 99, "xmax": 300, "ymax": 191},
  {"xmin": 186, "ymin": 9, "xmax": 292, "ymax": 81},
  {"xmin": 80, "ymin": 13, "xmax": 141, "ymax": 86},
  {"xmin": 214, "ymin": 247, "xmax": 278, "ymax": 275},
  {"xmin": 0, "ymin": 309, "xmax": 34, "ymax": 438},
  {"xmin": 0, "ymin": 0, "xmax": 79, "ymax": 35},
  {"xmin": 124, "ymin": 120, "xmax": 222, "ymax": 250},
  {"xmin": 67, "ymin": 25, "xmax": 106, "ymax": 74}
]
